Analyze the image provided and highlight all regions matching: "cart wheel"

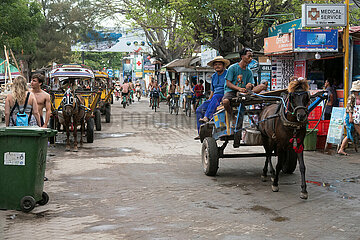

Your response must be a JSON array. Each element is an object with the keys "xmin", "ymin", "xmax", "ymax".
[
  {"xmin": 87, "ymin": 118, "xmax": 94, "ymax": 143},
  {"xmin": 282, "ymin": 149, "xmax": 297, "ymax": 174},
  {"xmin": 20, "ymin": 196, "xmax": 36, "ymax": 213},
  {"xmin": 105, "ymin": 105, "xmax": 111, "ymax": 123},
  {"xmin": 94, "ymin": 110, "xmax": 101, "ymax": 131},
  {"xmin": 201, "ymin": 137, "xmax": 219, "ymax": 176},
  {"xmin": 37, "ymin": 192, "xmax": 49, "ymax": 206}
]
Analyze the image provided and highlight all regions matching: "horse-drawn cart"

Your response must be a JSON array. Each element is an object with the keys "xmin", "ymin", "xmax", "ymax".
[
  {"xmin": 48, "ymin": 64, "xmax": 101, "ymax": 147},
  {"xmin": 93, "ymin": 71, "xmax": 113, "ymax": 130},
  {"xmin": 198, "ymin": 85, "xmax": 328, "ymax": 199}
]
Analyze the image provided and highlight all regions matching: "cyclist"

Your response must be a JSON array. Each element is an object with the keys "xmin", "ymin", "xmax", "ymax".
[
  {"xmin": 166, "ymin": 79, "xmax": 179, "ymax": 105},
  {"xmin": 182, "ymin": 79, "xmax": 193, "ymax": 112},
  {"xmin": 151, "ymin": 80, "xmax": 161, "ymax": 108},
  {"xmin": 193, "ymin": 79, "xmax": 204, "ymax": 111},
  {"xmin": 128, "ymin": 79, "xmax": 134, "ymax": 102},
  {"xmin": 135, "ymin": 80, "xmax": 142, "ymax": 98},
  {"xmin": 148, "ymin": 79, "xmax": 154, "ymax": 107},
  {"xmin": 120, "ymin": 79, "xmax": 130, "ymax": 104}
]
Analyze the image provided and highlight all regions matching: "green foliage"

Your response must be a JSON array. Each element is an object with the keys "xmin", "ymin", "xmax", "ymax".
[
  {"xmin": 0, "ymin": 0, "xmax": 44, "ymax": 56},
  {"xmin": 70, "ymin": 51, "xmax": 125, "ymax": 70},
  {"xmin": 100, "ymin": 0, "xmax": 198, "ymax": 63},
  {"xmin": 170, "ymin": 0, "xmax": 298, "ymax": 55},
  {"xmin": 32, "ymin": 0, "xmax": 98, "ymax": 68}
]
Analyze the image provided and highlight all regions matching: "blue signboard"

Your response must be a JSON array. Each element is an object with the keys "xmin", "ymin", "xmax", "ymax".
[
  {"xmin": 294, "ymin": 29, "xmax": 338, "ymax": 52},
  {"xmin": 268, "ymin": 19, "xmax": 302, "ymax": 37},
  {"xmin": 107, "ymin": 69, "xmax": 113, "ymax": 77}
]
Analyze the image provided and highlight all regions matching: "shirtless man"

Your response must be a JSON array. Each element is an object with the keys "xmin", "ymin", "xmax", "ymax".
[{"xmin": 31, "ymin": 73, "xmax": 51, "ymax": 128}]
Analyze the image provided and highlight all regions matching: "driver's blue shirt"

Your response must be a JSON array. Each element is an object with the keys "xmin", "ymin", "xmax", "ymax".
[{"xmin": 211, "ymin": 70, "xmax": 227, "ymax": 95}]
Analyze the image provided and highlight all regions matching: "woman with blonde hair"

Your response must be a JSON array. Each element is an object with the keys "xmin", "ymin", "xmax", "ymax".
[{"xmin": 5, "ymin": 76, "xmax": 41, "ymax": 126}]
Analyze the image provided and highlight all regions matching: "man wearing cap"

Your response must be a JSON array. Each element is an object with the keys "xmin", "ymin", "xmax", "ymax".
[
  {"xmin": 222, "ymin": 48, "xmax": 264, "ymax": 125},
  {"xmin": 195, "ymin": 56, "xmax": 230, "ymax": 139}
]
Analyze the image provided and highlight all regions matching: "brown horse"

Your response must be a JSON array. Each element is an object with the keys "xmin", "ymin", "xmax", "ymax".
[
  {"xmin": 61, "ymin": 88, "xmax": 85, "ymax": 151},
  {"xmin": 258, "ymin": 79, "xmax": 310, "ymax": 199}
]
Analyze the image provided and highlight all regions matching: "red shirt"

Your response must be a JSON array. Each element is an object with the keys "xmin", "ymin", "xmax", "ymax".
[{"xmin": 194, "ymin": 84, "xmax": 204, "ymax": 97}]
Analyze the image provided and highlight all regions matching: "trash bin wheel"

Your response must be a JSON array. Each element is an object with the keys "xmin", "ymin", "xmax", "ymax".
[
  {"xmin": 201, "ymin": 137, "xmax": 219, "ymax": 176},
  {"xmin": 87, "ymin": 118, "xmax": 94, "ymax": 143},
  {"xmin": 94, "ymin": 110, "xmax": 101, "ymax": 131},
  {"xmin": 37, "ymin": 192, "xmax": 49, "ymax": 206},
  {"xmin": 20, "ymin": 196, "xmax": 36, "ymax": 213},
  {"xmin": 105, "ymin": 105, "xmax": 111, "ymax": 123}
]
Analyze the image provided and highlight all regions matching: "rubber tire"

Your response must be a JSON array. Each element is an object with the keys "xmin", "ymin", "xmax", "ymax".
[
  {"xmin": 111, "ymin": 94, "xmax": 113, "ymax": 104},
  {"xmin": 37, "ymin": 192, "xmax": 49, "ymax": 206},
  {"xmin": 187, "ymin": 102, "xmax": 191, "ymax": 117},
  {"xmin": 154, "ymin": 99, "xmax": 157, "ymax": 112},
  {"xmin": 201, "ymin": 137, "xmax": 219, "ymax": 176},
  {"xmin": 87, "ymin": 118, "xmax": 94, "ymax": 143},
  {"xmin": 175, "ymin": 102, "xmax": 179, "ymax": 115},
  {"xmin": 94, "ymin": 110, "xmax": 101, "ymax": 131},
  {"xmin": 105, "ymin": 105, "xmax": 111, "ymax": 123},
  {"xmin": 20, "ymin": 196, "xmax": 36, "ymax": 213},
  {"xmin": 282, "ymin": 149, "xmax": 298, "ymax": 174}
]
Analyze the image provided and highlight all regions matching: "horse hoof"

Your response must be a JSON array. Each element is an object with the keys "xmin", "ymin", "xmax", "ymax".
[
  {"xmin": 261, "ymin": 175, "xmax": 267, "ymax": 182},
  {"xmin": 65, "ymin": 146, "xmax": 71, "ymax": 151},
  {"xmin": 271, "ymin": 177, "xmax": 275, "ymax": 182},
  {"xmin": 272, "ymin": 185, "xmax": 279, "ymax": 192},
  {"xmin": 300, "ymin": 192, "xmax": 308, "ymax": 200},
  {"xmin": 73, "ymin": 147, "xmax": 78, "ymax": 152}
]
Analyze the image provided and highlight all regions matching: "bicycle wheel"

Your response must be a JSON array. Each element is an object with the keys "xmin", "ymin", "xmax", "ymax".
[
  {"xmin": 175, "ymin": 101, "xmax": 179, "ymax": 115},
  {"xmin": 187, "ymin": 102, "xmax": 191, "ymax": 117},
  {"xmin": 154, "ymin": 97, "xmax": 157, "ymax": 112}
]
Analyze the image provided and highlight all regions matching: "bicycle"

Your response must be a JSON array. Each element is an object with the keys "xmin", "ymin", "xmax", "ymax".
[
  {"xmin": 169, "ymin": 93, "xmax": 180, "ymax": 115},
  {"xmin": 184, "ymin": 94, "xmax": 193, "ymax": 117},
  {"xmin": 122, "ymin": 94, "xmax": 128, "ymax": 108},
  {"xmin": 151, "ymin": 90, "xmax": 160, "ymax": 112}
]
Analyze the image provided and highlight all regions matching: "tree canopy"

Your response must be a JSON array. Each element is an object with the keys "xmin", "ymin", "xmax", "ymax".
[{"xmin": 0, "ymin": 0, "xmax": 43, "ymax": 57}]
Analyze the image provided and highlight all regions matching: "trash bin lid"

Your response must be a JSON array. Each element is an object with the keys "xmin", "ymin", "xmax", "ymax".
[{"xmin": 0, "ymin": 127, "xmax": 58, "ymax": 137}]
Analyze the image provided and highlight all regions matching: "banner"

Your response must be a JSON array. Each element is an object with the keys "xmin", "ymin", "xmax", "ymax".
[
  {"xmin": 326, "ymin": 107, "xmax": 346, "ymax": 145},
  {"xmin": 294, "ymin": 60, "xmax": 306, "ymax": 78},
  {"xmin": 294, "ymin": 29, "xmax": 338, "ymax": 52},
  {"xmin": 264, "ymin": 33, "xmax": 293, "ymax": 54}
]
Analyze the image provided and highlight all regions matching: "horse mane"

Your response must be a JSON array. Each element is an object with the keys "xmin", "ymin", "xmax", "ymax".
[{"xmin": 288, "ymin": 79, "xmax": 309, "ymax": 93}]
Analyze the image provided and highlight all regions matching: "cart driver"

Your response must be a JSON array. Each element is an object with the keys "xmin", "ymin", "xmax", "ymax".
[
  {"xmin": 222, "ymin": 48, "xmax": 265, "ymax": 126},
  {"xmin": 30, "ymin": 73, "xmax": 51, "ymax": 128}
]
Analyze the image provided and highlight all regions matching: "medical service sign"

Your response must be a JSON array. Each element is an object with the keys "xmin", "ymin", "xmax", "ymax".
[{"xmin": 302, "ymin": 4, "xmax": 346, "ymax": 27}]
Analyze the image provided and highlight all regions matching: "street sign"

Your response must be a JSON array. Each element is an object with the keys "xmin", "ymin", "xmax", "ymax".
[
  {"xmin": 107, "ymin": 69, "xmax": 114, "ymax": 77},
  {"xmin": 301, "ymin": 4, "xmax": 347, "ymax": 27},
  {"xmin": 268, "ymin": 19, "xmax": 302, "ymax": 37}
]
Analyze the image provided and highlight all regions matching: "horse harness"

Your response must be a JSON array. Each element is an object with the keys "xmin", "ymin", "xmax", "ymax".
[{"xmin": 256, "ymin": 91, "xmax": 309, "ymax": 153}]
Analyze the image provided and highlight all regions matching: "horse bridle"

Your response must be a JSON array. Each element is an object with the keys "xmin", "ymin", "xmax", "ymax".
[
  {"xmin": 286, "ymin": 91, "xmax": 310, "ymax": 117},
  {"xmin": 62, "ymin": 89, "xmax": 77, "ymax": 109}
]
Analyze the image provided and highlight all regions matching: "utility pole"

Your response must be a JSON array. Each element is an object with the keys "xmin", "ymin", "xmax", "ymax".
[{"xmin": 344, "ymin": 0, "xmax": 350, "ymax": 107}]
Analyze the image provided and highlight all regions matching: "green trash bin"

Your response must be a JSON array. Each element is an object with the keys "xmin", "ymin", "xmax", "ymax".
[
  {"xmin": 0, "ymin": 127, "xmax": 57, "ymax": 212},
  {"xmin": 304, "ymin": 129, "xmax": 318, "ymax": 151}
]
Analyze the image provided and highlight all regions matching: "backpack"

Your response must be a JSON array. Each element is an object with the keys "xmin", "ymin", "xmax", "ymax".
[{"xmin": 10, "ymin": 92, "xmax": 32, "ymax": 126}]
